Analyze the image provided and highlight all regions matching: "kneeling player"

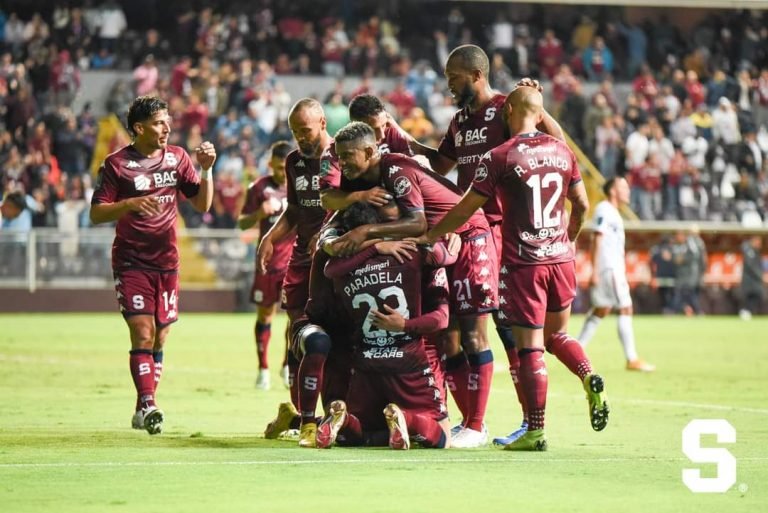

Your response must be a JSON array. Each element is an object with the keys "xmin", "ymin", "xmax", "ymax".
[{"xmin": 317, "ymin": 203, "xmax": 451, "ymax": 449}]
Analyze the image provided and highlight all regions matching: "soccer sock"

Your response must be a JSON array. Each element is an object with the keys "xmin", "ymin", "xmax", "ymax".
[
  {"xmin": 497, "ymin": 326, "xmax": 528, "ymax": 422},
  {"xmin": 578, "ymin": 313, "xmax": 602, "ymax": 347},
  {"xmin": 129, "ymin": 349, "xmax": 156, "ymax": 410},
  {"xmin": 444, "ymin": 352, "xmax": 470, "ymax": 422},
  {"xmin": 255, "ymin": 322, "xmax": 271, "ymax": 370},
  {"xmin": 298, "ymin": 331, "xmax": 331, "ymax": 424},
  {"xmin": 287, "ymin": 352, "xmax": 300, "ymax": 410},
  {"xmin": 152, "ymin": 350, "xmax": 164, "ymax": 392},
  {"xmin": 545, "ymin": 332, "xmax": 593, "ymax": 381},
  {"xmin": 617, "ymin": 315, "xmax": 639, "ymax": 361},
  {"xmin": 518, "ymin": 348, "xmax": 548, "ymax": 430},
  {"xmin": 465, "ymin": 350, "xmax": 493, "ymax": 432},
  {"xmin": 337, "ymin": 413, "xmax": 364, "ymax": 445},
  {"xmin": 402, "ymin": 410, "xmax": 447, "ymax": 448}
]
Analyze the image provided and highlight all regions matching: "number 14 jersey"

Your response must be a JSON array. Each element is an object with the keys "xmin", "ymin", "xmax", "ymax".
[{"xmin": 470, "ymin": 131, "xmax": 582, "ymax": 266}]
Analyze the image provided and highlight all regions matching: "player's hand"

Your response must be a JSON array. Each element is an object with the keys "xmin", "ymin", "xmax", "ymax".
[
  {"xmin": 405, "ymin": 233, "xmax": 435, "ymax": 246},
  {"xmin": 375, "ymin": 240, "xmax": 416, "ymax": 263},
  {"xmin": 589, "ymin": 272, "xmax": 599, "ymax": 287},
  {"xmin": 370, "ymin": 305, "xmax": 406, "ymax": 332},
  {"xmin": 444, "ymin": 233, "xmax": 461, "ymax": 256},
  {"xmin": 361, "ymin": 186, "xmax": 393, "ymax": 207},
  {"xmin": 195, "ymin": 141, "xmax": 217, "ymax": 170},
  {"xmin": 256, "ymin": 237, "xmax": 274, "ymax": 274},
  {"xmin": 127, "ymin": 196, "xmax": 163, "ymax": 217},
  {"xmin": 516, "ymin": 77, "xmax": 543, "ymax": 93},
  {"xmin": 334, "ymin": 226, "xmax": 368, "ymax": 256}
]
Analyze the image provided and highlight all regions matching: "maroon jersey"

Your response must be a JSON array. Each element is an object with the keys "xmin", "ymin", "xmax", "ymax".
[
  {"xmin": 437, "ymin": 93, "xmax": 507, "ymax": 224},
  {"xmin": 241, "ymin": 175, "xmax": 294, "ymax": 272},
  {"xmin": 327, "ymin": 251, "xmax": 429, "ymax": 374},
  {"xmin": 470, "ymin": 131, "xmax": 581, "ymax": 265},
  {"xmin": 325, "ymin": 126, "xmax": 413, "ymax": 193},
  {"xmin": 91, "ymin": 145, "xmax": 201, "ymax": 271},
  {"xmin": 379, "ymin": 153, "xmax": 489, "ymax": 235},
  {"xmin": 285, "ymin": 148, "xmax": 340, "ymax": 267}
]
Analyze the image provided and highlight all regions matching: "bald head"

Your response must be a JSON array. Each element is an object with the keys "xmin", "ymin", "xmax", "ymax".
[
  {"xmin": 446, "ymin": 45, "xmax": 489, "ymax": 77},
  {"xmin": 289, "ymin": 97, "xmax": 324, "ymax": 121},
  {"xmin": 504, "ymin": 86, "xmax": 545, "ymax": 135}
]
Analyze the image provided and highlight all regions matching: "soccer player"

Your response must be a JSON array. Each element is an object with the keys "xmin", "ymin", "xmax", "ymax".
[
  {"xmin": 577, "ymin": 177, "xmax": 655, "ymax": 372},
  {"xmin": 415, "ymin": 86, "xmax": 608, "ymax": 449},
  {"xmin": 332, "ymin": 121, "xmax": 498, "ymax": 448},
  {"xmin": 89, "ymin": 95, "xmax": 216, "ymax": 435},
  {"xmin": 320, "ymin": 93, "xmax": 413, "ymax": 212},
  {"xmin": 238, "ymin": 140, "xmax": 295, "ymax": 390},
  {"xmin": 409, "ymin": 45, "xmax": 565, "ymax": 445},
  {"xmin": 316, "ymin": 203, "xmax": 451, "ymax": 450},
  {"xmin": 257, "ymin": 98, "xmax": 341, "ymax": 447}
]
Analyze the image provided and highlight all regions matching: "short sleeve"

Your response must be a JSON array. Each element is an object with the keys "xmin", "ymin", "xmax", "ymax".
[
  {"xmin": 91, "ymin": 159, "xmax": 120, "ymax": 205},
  {"xmin": 593, "ymin": 204, "xmax": 610, "ymax": 234},
  {"xmin": 469, "ymin": 151, "xmax": 500, "ymax": 198},
  {"xmin": 319, "ymin": 147, "xmax": 341, "ymax": 190},
  {"xmin": 240, "ymin": 183, "xmax": 261, "ymax": 216},
  {"xmin": 569, "ymin": 148, "xmax": 582, "ymax": 186},
  {"xmin": 286, "ymin": 164, "xmax": 298, "ymax": 206},
  {"xmin": 437, "ymin": 121, "xmax": 457, "ymax": 162},
  {"xmin": 387, "ymin": 166, "xmax": 424, "ymax": 213}
]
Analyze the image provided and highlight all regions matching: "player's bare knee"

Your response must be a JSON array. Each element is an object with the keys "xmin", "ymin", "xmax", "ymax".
[{"xmin": 458, "ymin": 315, "xmax": 489, "ymax": 353}]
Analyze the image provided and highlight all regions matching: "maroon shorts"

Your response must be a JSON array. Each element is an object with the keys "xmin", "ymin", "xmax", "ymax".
[
  {"xmin": 346, "ymin": 366, "xmax": 447, "ymax": 431},
  {"xmin": 281, "ymin": 262, "xmax": 311, "ymax": 311},
  {"xmin": 498, "ymin": 261, "xmax": 577, "ymax": 328},
  {"xmin": 114, "ymin": 269, "xmax": 180, "ymax": 326},
  {"xmin": 448, "ymin": 229, "xmax": 499, "ymax": 315},
  {"xmin": 424, "ymin": 336, "xmax": 446, "ymax": 403},
  {"xmin": 250, "ymin": 268, "xmax": 287, "ymax": 307}
]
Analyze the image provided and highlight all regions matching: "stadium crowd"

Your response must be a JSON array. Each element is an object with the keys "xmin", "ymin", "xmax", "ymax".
[{"xmin": 2, "ymin": 1, "xmax": 768, "ymax": 231}]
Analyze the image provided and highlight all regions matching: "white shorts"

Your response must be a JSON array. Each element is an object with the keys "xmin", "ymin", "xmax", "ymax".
[{"xmin": 590, "ymin": 268, "xmax": 633, "ymax": 309}]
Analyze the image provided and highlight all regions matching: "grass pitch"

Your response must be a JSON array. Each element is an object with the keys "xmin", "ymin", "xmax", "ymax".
[{"xmin": 0, "ymin": 312, "xmax": 766, "ymax": 513}]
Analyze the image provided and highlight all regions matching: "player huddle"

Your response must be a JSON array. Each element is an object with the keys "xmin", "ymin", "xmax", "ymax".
[
  {"xmin": 92, "ymin": 44, "xmax": 615, "ymax": 451},
  {"xmin": 249, "ymin": 45, "xmax": 608, "ymax": 451}
]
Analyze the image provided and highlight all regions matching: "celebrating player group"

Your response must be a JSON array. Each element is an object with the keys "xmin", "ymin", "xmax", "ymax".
[{"xmin": 92, "ymin": 44, "xmax": 613, "ymax": 451}]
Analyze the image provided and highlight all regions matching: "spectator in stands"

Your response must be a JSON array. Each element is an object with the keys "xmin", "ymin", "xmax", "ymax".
[
  {"xmin": 594, "ymin": 114, "xmax": 622, "ymax": 180},
  {"xmin": 615, "ymin": 21, "xmax": 648, "ymax": 81},
  {"xmin": 400, "ymin": 106, "xmax": 434, "ymax": 141},
  {"xmin": 584, "ymin": 93, "xmax": 614, "ymax": 156},
  {"xmin": 132, "ymin": 54, "xmax": 159, "ymax": 96},
  {"xmin": 537, "ymin": 29, "xmax": 564, "ymax": 80},
  {"xmin": 582, "ymin": 36, "xmax": 614, "ymax": 82},
  {"xmin": 754, "ymin": 68, "xmax": 768, "ymax": 131},
  {"xmin": 0, "ymin": 190, "xmax": 25, "ymax": 227},
  {"xmin": 97, "ymin": 0, "xmax": 127, "ymax": 53},
  {"xmin": 712, "ymin": 97, "xmax": 742, "ymax": 164},
  {"xmin": 739, "ymin": 235, "xmax": 765, "ymax": 319}
]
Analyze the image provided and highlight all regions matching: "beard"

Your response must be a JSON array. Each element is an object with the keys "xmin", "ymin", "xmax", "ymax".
[
  {"xmin": 297, "ymin": 138, "xmax": 321, "ymax": 158},
  {"xmin": 454, "ymin": 83, "xmax": 476, "ymax": 109}
]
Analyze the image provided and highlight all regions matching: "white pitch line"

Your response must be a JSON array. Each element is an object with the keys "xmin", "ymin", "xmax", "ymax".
[{"xmin": 2, "ymin": 456, "xmax": 767, "ymax": 469}]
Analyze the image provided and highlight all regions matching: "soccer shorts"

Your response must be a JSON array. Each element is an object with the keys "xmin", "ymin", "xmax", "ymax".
[
  {"xmin": 250, "ymin": 268, "xmax": 287, "ymax": 307},
  {"xmin": 448, "ymin": 229, "xmax": 499, "ymax": 315},
  {"xmin": 497, "ymin": 261, "xmax": 577, "ymax": 328},
  {"xmin": 590, "ymin": 268, "xmax": 633, "ymax": 309},
  {"xmin": 114, "ymin": 269, "xmax": 180, "ymax": 326},
  {"xmin": 346, "ymin": 365, "xmax": 447, "ymax": 432},
  {"xmin": 281, "ymin": 262, "xmax": 311, "ymax": 311}
]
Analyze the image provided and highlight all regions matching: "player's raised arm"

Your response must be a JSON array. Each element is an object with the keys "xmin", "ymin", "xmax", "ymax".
[{"xmin": 188, "ymin": 141, "xmax": 216, "ymax": 212}]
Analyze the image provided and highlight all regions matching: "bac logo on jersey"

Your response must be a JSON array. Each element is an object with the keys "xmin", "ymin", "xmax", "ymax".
[
  {"xmin": 153, "ymin": 171, "xmax": 177, "ymax": 188},
  {"xmin": 393, "ymin": 176, "xmax": 412, "ymax": 198},
  {"xmin": 295, "ymin": 176, "xmax": 309, "ymax": 191},
  {"xmin": 464, "ymin": 127, "xmax": 488, "ymax": 146},
  {"xmin": 134, "ymin": 175, "xmax": 152, "ymax": 191},
  {"xmin": 164, "ymin": 152, "xmax": 178, "ymax": 167},
  {"xmin": 474, "ymin": 163, "xmax": 489, "ymax": 182}
]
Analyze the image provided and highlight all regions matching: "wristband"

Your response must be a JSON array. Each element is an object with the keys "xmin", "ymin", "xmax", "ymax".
[{"xmin": 201, "ymin": 168, "xmax": 212, "ymax": 180}]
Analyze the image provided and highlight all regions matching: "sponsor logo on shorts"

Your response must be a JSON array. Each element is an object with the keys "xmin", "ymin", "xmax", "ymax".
[{"xmin": 362, "ymin": 347, "xmax": 404, "ymax": 359}]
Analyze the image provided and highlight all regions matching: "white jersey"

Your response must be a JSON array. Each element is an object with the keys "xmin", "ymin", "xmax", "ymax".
[{"xmin": 592, "ymin": 200, "xmax": 625, "ymax": 274}]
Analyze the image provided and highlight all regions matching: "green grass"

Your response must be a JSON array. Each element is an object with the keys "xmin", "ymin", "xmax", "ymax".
[{"xmin": 0, "ymin": 313, "xmax": 766, "ymax": 513}]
